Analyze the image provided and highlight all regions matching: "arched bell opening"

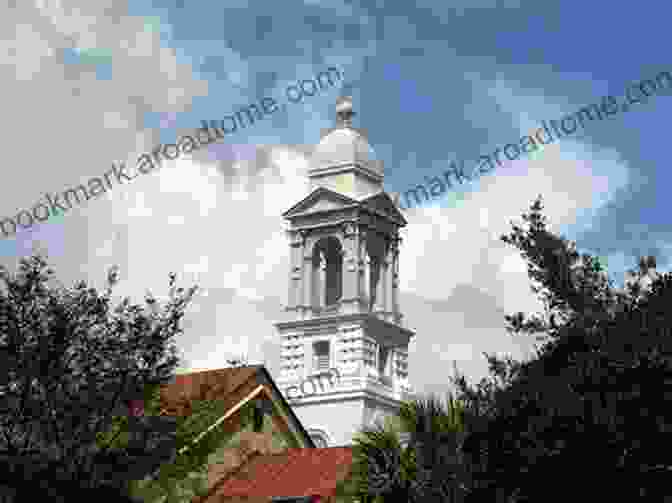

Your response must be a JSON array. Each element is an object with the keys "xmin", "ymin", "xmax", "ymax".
[
  {"xmin": 364, "ymin": 233, "xmax": 389, "ymax": 311},
  {"xmin": 312, "ymin": 236, "xmax": 343, "ymax": 310}
]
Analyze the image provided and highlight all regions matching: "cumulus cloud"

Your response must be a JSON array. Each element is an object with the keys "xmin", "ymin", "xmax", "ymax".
[
  {"xmin": 396, "ymin": 74, "xmax": 631, "ymax": 387},
  {"xmin": 0, "ymin": 1, "xmax": 634, "ymax": 395}
]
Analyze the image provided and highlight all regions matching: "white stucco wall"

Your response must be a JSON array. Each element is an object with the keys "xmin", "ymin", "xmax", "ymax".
[{"xmin": 291, "ymin": 398, "xmax": 365, "ymax": 447}]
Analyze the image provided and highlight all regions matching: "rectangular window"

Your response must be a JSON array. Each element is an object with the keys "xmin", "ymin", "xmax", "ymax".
[{"xmin": 313, "ymin": 340, "xmax": 330, "ymax": 371}]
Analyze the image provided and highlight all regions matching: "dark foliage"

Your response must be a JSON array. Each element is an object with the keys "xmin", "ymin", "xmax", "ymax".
[
  {"xmin": 0, "ymin": 254, "xmax": 197, "ymax": 501},
  {"xmin": 451, "ymin": 196, "xmax": 672, "ymax": 502},
  {"xmin": 337, "ymin": 393, "xmax": 470, "ymax": 503}
]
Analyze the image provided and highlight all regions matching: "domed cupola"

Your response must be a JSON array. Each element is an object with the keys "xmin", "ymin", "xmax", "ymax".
[{"xmin": 308, "ymin": 96, "xmax": 384, "ymax": 197}]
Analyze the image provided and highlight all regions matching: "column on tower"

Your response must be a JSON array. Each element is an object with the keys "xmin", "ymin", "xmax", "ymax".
[
  {"xmin": 318, "ymin": 250, "xmax": 326, "ymax": 309},
  {"xmin": 374, "ymin": 237, "xmax": 387, "ymax": 313},
  {"xmin": 360, "ymin": 230, "xmax": 370, "ymax": 309},
  {"xmin": 385, "ymin": 238, "xmax": 395, "ymax": 322},
  {"xmin": 375, "ymin": 261, "xmax": 385, "ymax": 313},
  {"xmin": 302, "ymin": 237, "xmax": 313, "ymax": 317},
  {"xmin": 364, "ymin": 255, "xmax": 372, "ymax": 309},
  {"xmin": 288, "ymin": 231, "xmax": 302, "ymax": 311},
  {"xmin": 392, "ymin": 237, "xmax": 401, "ymax": 323},
  {"xmin": 340, "ymin": 223, "xmax": 359, "ymax": 314}
]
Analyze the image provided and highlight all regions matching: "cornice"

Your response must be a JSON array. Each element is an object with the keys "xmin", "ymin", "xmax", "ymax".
[
  {"xmin": 274, "ymin": 313, "xmax": 415, "ymax": 339},
  {"xmin": 308, "ymin": 162, "xmax": 383, "ymax": 183},
  {"xmin": 284, "ymin": 386, "xmax": 409, "ymax": 410}
]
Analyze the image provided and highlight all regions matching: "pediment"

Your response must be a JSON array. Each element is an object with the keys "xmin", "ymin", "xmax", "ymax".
[
  {"xmin": 360, "ymin": 191, "xmax": 407, "ymax": 225},
  {"xmin": 282, "ymin": 186, "xmax": 359, "ymax": 218}
]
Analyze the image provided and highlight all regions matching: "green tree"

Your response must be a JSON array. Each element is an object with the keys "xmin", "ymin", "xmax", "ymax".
[
  {"xmin": 336, "ymin": 414, "xmax": 414, "ymax": 503},
  {"xmin": 402, "ymin": 394, "xmax": 469, "ymax": 502},
  {"xmin": 0, "ymin": 254, "xmax": 197, "ymax": 502},
  {"xmin": 451, "ymin": 196, "xmax": 672, "ymax": 502},
  {"xmin": 336, "ymin": 393, "xmax": 470, "ymax": 503}
]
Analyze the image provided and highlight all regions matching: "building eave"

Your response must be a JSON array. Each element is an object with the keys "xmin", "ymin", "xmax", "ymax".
[{"xmin": 274, "ymin": 312, "xmax": 415, "ymax": 340}]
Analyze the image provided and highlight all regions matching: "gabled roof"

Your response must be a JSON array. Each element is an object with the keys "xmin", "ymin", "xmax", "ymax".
[
  {"xmin": 159, "ymin": 365, "xmax": 315, "ymax": 449},
  {"xmin": 282, "ymin": 186, "xmax": 407, "ymax": 225},
  {"xmin": 202, "ymin": 447, "xmax": 353, "ymax": 501},
  {"xmin": 160, "ymin": 366, "xmax": 259, "ymax": 413},
  {"xmin": 359, "ymin": 190, "xmax": 407, "ymax": 225},
  {"xmin": 281, "ymin": 186, "xmax": 359, "ymax": 218}
]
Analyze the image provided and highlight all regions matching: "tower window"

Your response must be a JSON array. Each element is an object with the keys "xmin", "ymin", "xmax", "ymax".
[
  {"xmin": 313, "ymin": 340, "xmax": 330, "ymax": 371},
  {"xmin": 312, "ymin": 237, "xmax": 343, "ymax": 310}
]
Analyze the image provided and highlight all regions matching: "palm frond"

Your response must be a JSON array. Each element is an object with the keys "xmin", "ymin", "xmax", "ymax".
[{"xmin": 344, "ymin": 393, "xmax": 472, "ymax": 503}]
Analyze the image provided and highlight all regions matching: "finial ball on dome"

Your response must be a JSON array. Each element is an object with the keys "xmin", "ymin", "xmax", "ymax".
[{"xmin": 335, "ymin": 96, "xmax": 355, "ymax": 126}]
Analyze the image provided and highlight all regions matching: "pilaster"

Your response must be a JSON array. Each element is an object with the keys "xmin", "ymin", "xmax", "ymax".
[
  {"xmin": 357, "ymin": 229, "xmax": 367, "ymax": 309},
  {"xmin": 288, "ymin": 230, "xmax": 303, "ymax": 310},
  {"xmin": 340, "ymin": 222, "xmax": 359, "ymax": 314},
  {"xmin": 391, "ymin": 237, "xmax": 402, "ymax": 324},
  {"xmin": 375, "ymin": 255, "xmax": 385, "ymax": 312},
  {"xmin": 384, "ymin": 239, "xmax": 394, "ymax": 322},
  {"xmin": 302, "ymin": 233, "xmax": 314, "ymax": 314}
]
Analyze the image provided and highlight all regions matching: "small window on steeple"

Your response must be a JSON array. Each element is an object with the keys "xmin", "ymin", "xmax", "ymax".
[{"xmin": 313, "ymin": 340, "xmax": 330, "ymax": 371}]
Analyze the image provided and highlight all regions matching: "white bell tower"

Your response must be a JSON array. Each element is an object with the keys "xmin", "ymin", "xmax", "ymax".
[{"xmin": 274, "ymin": 97, "xmax": 415, "ymax": 447}]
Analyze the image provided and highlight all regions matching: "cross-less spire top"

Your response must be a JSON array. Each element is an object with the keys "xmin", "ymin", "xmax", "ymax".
[{"xmin": 335, "ymin": 96, "xmax": 355, "ymax": 127}]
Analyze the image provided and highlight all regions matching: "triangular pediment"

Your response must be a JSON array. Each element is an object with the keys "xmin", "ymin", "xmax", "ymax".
[
  {"xmin": 282, "ymin": 186, "xmax": 359, "ymax": 218},
  {"xmin": 283, "ymin": 188, "xmax": 407, "ymax": 225},
  {"xmin": 360, "ymin": 191, "xmax": 407, "ymax": 225}
]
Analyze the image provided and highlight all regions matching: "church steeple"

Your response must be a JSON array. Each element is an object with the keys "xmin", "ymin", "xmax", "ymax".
[{"xmin": 273, "ymin": 98, "xmax": 415, "ymax": 448}]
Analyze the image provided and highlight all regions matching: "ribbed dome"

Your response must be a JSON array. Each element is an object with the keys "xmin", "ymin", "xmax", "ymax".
[{"xmin": 312, "ymin": 127, "xmax": 380, "ymax": 173}]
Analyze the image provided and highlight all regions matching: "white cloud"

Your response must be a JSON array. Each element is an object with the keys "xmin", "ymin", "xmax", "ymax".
[
  {"xmin": 393, "ymin": 76, "xmax": 633, "ymax": 386},
  {"xmin": 97, "ymin": 87, "xmax": 628, "ymax": 388},
  {"xmin": 0, "ymin": 3, "xmax": 635, "ymax": 393}
]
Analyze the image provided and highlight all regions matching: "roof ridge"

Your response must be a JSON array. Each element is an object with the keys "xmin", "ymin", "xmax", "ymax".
[{"xmin": 163, "ymin": 366, "xmax": 259, "ymax": 410}]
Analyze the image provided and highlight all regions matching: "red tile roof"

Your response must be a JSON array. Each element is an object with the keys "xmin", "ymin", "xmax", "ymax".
[
  {"xmin": 160, "ymin": 366, "xmax": 260, "ymax": 415},
  {"xmin": 207, "ymin": 447, "xmax": 353, "ymax": 500}
]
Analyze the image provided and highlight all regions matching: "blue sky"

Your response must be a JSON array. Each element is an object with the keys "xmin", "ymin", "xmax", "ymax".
[{"xmin": 0, "ymin": 0, "xmax": 670, "ymax": 401}]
